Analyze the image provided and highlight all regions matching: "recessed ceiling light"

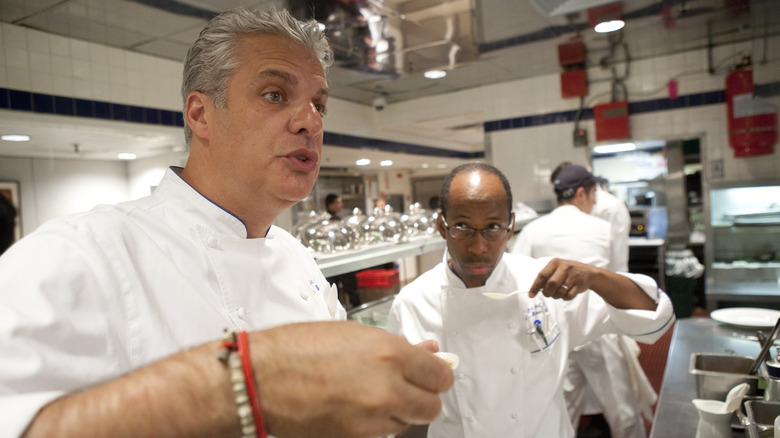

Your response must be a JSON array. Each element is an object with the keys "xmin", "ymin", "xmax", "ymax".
[
  {"xmin": 1, "ymin": 134, "xmax": 31, "ymax": 142},
  {"xmin": 380, "ymin": 160, "xmax": 393, "ymax": 167},
  {"xmin": 594, "ymin": 20, "xmax": 625, "ymax": 33},
  {"xmin": 421, "ymin": 163, "xmax": 430, "ymax": 168},
  {"xmin": 436, "ymin": 163, "xmax": 447, "ymax": 169},
  {"xmin": 117, "ymin": 152, "xmax": 137, "ymax": 160},
  {"xmin": 593, "ymin": 143, "xmax": 636, "ymax": 154},
  {"xmin": 356, "ymin": 158, "xmax": 371, "ymax": 166},
  {"xmin": 424, "ymin": 70, "xmax": 447, "ymax": 79}
]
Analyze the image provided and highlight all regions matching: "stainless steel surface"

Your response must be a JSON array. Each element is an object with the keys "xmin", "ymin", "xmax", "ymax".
[
  {"xmin": 744, "ymin": 399, "xmax": 779, "ymax": 437},
  {"xmin": 315, "ymin": 234, "xmax": 446, "ymax": 277},
  {"xmin": 689, "ymin": 353, "xmax": 761, "ymax": 400},
  {"xmin": 749, "ymin": 318, "xmax": 780, "ymax": 375},
  {"xmin": 706, "ymin": 282, "xmax": 780, "ymax": 313},
  {"xmin": 649, "ymin": 318, "xmax": 764, "ymax": 438}
]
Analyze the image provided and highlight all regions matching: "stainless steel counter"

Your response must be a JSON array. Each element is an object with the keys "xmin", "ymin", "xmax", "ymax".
[{"xmin": 650, "ymin": 318, "xmax": 765, "ymax": 438}]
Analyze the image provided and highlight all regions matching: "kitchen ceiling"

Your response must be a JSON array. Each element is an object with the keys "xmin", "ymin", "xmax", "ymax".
[{"xmin": 0, "ymin": 0, "xmax": 776, "ymax": 170}]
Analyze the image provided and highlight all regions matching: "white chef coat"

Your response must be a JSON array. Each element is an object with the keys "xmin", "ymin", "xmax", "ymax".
[
  {"xmin": 387, "ymin": 250, "xmax": 674, "ymax": 438},
  {"xmin": 0, "ymin": 167, "xmax": 345, "ymax": 437},
  {"xmin": 592, "ymin": 186, "xmax": 631, "ymax": 273},
  {"xmin": 510, "ymin": 204, "xmax": 652, "ymax": 438},
  {"xmin": 509, "ymin": 205, "xmax": 612, "ymax": 267}
]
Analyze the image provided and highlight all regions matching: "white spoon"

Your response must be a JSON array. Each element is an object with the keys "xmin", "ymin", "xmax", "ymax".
[
  {"xmin": 481, "ymin": 291, "xmax": 523, "ymax": 300},
  {"xmin": 724, "ymin": 382, "xmax": 750, "ymax": 413},
  {"xmin": 434, "ymin": 352, "xmax": 459, "ymax": 370}
]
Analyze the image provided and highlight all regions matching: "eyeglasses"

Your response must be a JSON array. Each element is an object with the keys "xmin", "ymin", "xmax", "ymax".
[{"xmin": 441, "ymin": 216, "xmax": 513, "ymax": 241}]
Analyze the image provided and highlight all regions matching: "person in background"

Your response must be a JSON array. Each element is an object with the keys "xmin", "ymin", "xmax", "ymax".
[
  {"xmin": 552, "ymin": 161, "xmax": 631, "ymax": 272},
  {"xmin": 374, "ymin": 196, "xmax": 387, "ymax": 212},
  {"xmin": 593, "ymin": 178, "xmax": 632, "ymax": 272},
  {"xmin": 0, "ymin": 8, "xmax": 453, "ymax": 438},
  {"xmin": 0, "ymin": 193, "xmax": 17, "ymax": 255},
  {"xmin": 388, "ymin": 162, "xmax": 674, "ymax": 438},
  {"xmin": 325, "ymin": 192, "xmax": 344, "ymax": 220},
  {"xmin": 324, "ymin": 192, "xmax": 361, "ymax": 308},
  {"xmin": 510, "ymin": 163, "xmax": 654, "ymax": 438}
]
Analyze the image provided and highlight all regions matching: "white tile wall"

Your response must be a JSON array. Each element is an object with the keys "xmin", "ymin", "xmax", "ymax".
[{"xmin": 0, "ymin": 22, "xmax": 182, "ymax": 111}]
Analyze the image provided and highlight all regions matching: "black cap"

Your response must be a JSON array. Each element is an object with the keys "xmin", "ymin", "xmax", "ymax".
[{"xmin": 553, "ymin": 165, "xmax": 607, "ymax": 198}]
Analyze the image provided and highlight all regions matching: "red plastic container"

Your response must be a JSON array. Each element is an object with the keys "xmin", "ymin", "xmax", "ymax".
[{"xmin": 356, "ymin": 269, "xmax": 399, "ymax": 288}]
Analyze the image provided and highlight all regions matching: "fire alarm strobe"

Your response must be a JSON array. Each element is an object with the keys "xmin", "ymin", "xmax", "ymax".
[{"xmin": 594, "ymin": 101, "xmax": 630, "ymax": 141}]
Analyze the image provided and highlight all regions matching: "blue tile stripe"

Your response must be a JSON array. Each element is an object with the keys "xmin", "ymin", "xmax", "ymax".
[
  {"xmin": 485, "ymin": 89, "xmax": 727, "ymax": 133},
  {"xmin": 0, "ymin": 87, "xmax": 184, "ymax": 127},
  {"xmin": 0, "ymin": 87, "xmax": 481, "ymax": 159}
]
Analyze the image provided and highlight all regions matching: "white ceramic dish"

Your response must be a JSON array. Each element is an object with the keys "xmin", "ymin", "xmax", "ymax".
[{"xmin": 710, "ymin": 307, "xmax": 780, "ymax": 329}]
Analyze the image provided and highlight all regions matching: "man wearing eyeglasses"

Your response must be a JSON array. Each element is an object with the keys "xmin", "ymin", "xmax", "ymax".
[{"xmin": 387, "ymin": 162, "xmax": 675, "ymax": 438}]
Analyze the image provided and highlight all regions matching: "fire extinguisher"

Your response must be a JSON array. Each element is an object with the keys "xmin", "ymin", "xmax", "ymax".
[{"xmin": 725, "ymin": 58, "xmax": 778, "ymax": 157}]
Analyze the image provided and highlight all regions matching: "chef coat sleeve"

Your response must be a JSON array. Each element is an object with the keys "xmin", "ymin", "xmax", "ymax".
[
  {"xmin": 602, "ymin": 272, "xmax": 675, "ymax": 344},
  {"xmin": 0, "ymin": 220, "xmax": 124, "ymax": 438}
]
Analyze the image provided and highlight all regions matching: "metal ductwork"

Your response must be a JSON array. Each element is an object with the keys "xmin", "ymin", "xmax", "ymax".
[{"xmin": 289, "ymin": 0, "xmax": 478, "ymax": 76}]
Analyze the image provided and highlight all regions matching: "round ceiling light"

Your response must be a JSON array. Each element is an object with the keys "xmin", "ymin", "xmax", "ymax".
[
  {"xmin": 117, "ymin": 152, "xmax": 137, "ymax": 160},
  {"xmin": 594, "ymin": 20, "xmax": 625, "ymax": 33},
  {"xmin": 356, "ymin": 158, "xmax": 371, "ymax": 166},
  {"xmin": 424, "ymin": 70, "xmax": 447, "ymax": 79},
  {"xmin": 1, "ymin": 134, "xmax": 31, "ymax": 142}
]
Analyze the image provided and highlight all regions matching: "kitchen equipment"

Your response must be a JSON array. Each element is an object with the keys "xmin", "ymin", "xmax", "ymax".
[
  {"xmin": 400, "ymin": 203, "xmax": 437, "ymax": 237},
  {"xmin": 692, "ymin": 383, "xmax": 750, "ymax": 438},
  {"xmin": 689, "ymin": 353, "xmax": 761, "ymax": 400},
  {"xmin": 748, "ymin": 317, "xmax": 780, "ymax": 375},
  {"xmin": 299, "ymin": 219, "xmax": 360, "ymax": 254}
]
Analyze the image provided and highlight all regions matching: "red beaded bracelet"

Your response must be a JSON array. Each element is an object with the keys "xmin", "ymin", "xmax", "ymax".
[{"xmin": 218, "ymin": 330, "xmax": 268, "ymax": 438}]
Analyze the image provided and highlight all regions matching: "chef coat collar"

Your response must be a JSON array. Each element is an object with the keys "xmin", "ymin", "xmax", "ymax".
[{"xmin": 156, "ymin": 167, "xmax": 254, "ymax": 239}]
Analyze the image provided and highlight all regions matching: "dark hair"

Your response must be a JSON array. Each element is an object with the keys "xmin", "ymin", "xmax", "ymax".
[
  {"xmin": 325, "ymin": 193, "xmax": 340, "ymax": 207},
  {"xmin": 439, "ymin": 163, "xmax": 513, "ymax": 220},
  {"xmin": 550, "ymin": 161, "xmax": 573, "ymax": 184},
  {"xmin": 0, "ymin": 195, "xmax": 17, "ymax": 255}
]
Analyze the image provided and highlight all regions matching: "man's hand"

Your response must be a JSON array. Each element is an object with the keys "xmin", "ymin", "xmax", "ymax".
[
  {"xmin": 528, "ymin": 258, "xmax": 594, "ymax": 300},
  {"xmin": 528, "ymin": 258, "xmax": 656, "ymax": 310},
  {"xmin": 252, "ymin": 321, "xmax": 454, "ymax": 438}
]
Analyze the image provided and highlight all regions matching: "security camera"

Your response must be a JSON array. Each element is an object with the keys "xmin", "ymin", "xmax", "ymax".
[{"xmin": 372, "ymin": 95, "xmax": 387, "ymax": 111}]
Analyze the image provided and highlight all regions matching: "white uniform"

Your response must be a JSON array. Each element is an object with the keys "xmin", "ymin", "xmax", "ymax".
[
  {"xmin": 387, "ymin": 250, "xmax": 674, "ymax": 438},
  {"xmin": 0, "ymin": 167, "xmax": 345, "ymax": 437},
  {"xmin": 510, "ymin": 204, "xmax": 652, "ymax": 438},
  {"xmin": 592, "ymin": 186, "xmax": 631, "ymax": 272}
]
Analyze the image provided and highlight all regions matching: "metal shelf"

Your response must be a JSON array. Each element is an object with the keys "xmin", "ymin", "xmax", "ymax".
[{"xmin": 314, "ymin": 235, "xmax": 446, "ymax": 277}]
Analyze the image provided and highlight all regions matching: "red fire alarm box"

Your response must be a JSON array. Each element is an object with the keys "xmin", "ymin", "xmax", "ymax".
[
  {"xmin": 725, "ymin": 67, "xmax": 777, "ymax": 157},
  {"xmin": 594, "ymin": 101, "xmax": 630, "ymax": 141},
  {"xmin": 558, "ymin": 40, "xmax": 586, "ymax": 67},
  {"xmin": 560, "ymin": 70, "xmax": 587, "ymax": 98}
]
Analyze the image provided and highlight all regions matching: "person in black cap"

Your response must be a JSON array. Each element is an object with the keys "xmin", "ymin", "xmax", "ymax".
[{"xmin": 510, "ymin": 163, "xmax": 653, "ymax": 438}]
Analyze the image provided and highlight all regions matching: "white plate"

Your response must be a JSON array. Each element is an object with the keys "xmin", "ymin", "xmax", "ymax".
[{"xmin": 710, "ymin": 307, "xmax": 780, "ymax": 329}]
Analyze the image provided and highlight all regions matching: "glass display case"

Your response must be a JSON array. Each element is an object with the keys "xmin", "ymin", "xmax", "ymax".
[{"xmin": 705, "ymin": 180, "xmax": 780, "ymax": 311}]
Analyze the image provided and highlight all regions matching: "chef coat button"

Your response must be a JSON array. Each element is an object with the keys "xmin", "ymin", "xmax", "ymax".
[
  {"xmin": 456, "ymin": 372, "xmax": 466, "ymax": 380},
  {"xmin": 511, "ymin": 413, "xmax": 518, "ymax": 420},
  {"xmin": 507, "ymin": 321, "xmax": 518, "ymax": 330},
  {"xmin": 452, "ymin": 331, "xmax": 459, "ymax": 336},
  {"xmin": 206, "ymin": 236, "xmax": 218, "ymax": 248},
  {"xmin": 236, "ymin": 307, "xmax": 246, "ymax": 319},
  {"xmin": 465, "ymin": 415, "xmax": 474, "ymax": 423},
  {"xmin": 300, "ymin": 290, "xmax": 309, "ymax": 301},
  {"xmin": 510, "ymin": 367, "xmax": 519, "ymax": 374}
]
